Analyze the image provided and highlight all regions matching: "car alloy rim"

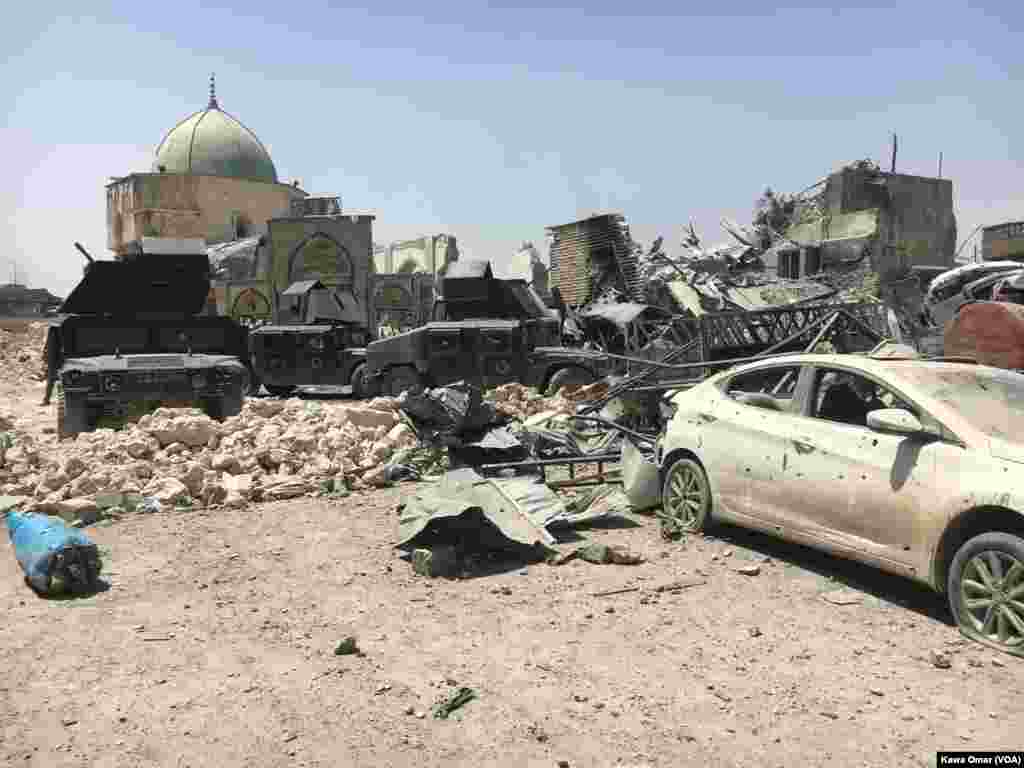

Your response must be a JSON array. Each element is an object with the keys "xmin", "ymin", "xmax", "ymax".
[
  {"xmin": 666, "ymin": 464, "xmax": 705, "ymax": 529},
  {"xmin": 960, "ymin": 550, "xmax": 1024, "ymax": 648}
]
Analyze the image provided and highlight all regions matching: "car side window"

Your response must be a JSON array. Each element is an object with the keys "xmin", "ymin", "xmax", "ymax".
[
  {"xmin": 811, "ymin": 369, "xmax": 911, "ymax": 427},
  {"xmin": 723, "ymin": 366, "xmax": 801, "ymax": 411}
]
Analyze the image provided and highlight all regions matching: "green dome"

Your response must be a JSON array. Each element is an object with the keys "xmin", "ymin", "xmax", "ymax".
[{"xmin": 153, "ymin": 90, "xmax": 278, "ymax": 184}]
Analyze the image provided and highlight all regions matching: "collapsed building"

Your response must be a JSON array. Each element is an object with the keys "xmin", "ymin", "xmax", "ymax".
[{"xmin": 774, "ymin": 162, "xmax": 957, "ymax": 279}]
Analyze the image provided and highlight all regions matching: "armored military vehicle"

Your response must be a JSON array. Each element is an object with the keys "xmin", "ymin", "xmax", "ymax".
[
  {"xmin": 248, "ymin": 279, "xmax": 373, "ymax": 397},
  {"xmin": 363, "ymin": 260, "xmax": 602, "ymax": 396},
  {"xmin": 46, "ymin": 241, "xmax": 251, "ymax": 438}
]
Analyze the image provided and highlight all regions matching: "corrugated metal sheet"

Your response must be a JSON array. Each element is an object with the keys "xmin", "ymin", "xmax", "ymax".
[{"xmin": 547, "ymin": 213, "xmax": 641, "ymax": 305}]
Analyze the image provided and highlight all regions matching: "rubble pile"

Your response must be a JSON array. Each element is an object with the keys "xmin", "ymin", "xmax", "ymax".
[
  {"xmin": 0, "ymin": 381, "xmax": 600, "ymax": 522},
  {"xmin": 0, "ymin": 396, "xmax": 418, "ymax": 518},
  {"xmin": 0, "ymin": 321, "xmax": 47, "ymax": 384},
  {"xmin": 486, "ymin": 381, "xmax": 605, "ymax": 420}
]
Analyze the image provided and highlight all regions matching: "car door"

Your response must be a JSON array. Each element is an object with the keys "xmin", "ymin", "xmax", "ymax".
[
  {"xmin": 783, "ymin": 365, "xmax": 938, "ymax": 571},
  {"xmin": 702, "ymin": 363, "xmax": 806, "ymax": 523}
]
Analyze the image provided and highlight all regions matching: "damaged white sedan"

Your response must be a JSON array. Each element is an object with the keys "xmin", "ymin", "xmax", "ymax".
[{"xmin": 658, "ymin": 352, "xmax": 1024, "ymax": 656}]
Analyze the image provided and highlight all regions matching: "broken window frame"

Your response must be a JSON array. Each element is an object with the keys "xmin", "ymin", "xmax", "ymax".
[
  {"xmin": 806, "ymin": 366, "xmax": 920, "ymax": 430},
  {"xmin": 718, "ymin": 364, "xmax": 802, "ymax": 408}
]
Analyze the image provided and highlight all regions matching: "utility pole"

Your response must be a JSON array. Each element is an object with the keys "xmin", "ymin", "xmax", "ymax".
[
  {"xmin": 890, "ymin": 133, "xmax": 898, "ymax": 173},
  {"xmin": 938, "ymin": 151, "xmax": 943, "ymax": 178}
]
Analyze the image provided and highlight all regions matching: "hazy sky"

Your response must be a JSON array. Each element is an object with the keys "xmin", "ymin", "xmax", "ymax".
[{"xmin": 3, "ymin": 1, "xmax": 1022, "ymax": 295}]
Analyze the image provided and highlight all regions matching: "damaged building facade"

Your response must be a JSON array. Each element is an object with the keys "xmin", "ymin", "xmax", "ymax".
[{"xmin": 776, "ymin": 166, "xmax": 957, "ymax": 279}]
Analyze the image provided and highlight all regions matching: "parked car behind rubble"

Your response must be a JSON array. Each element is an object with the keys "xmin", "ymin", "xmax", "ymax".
[
  {"xmin": 924, "ymin": 260, "xmax": 1024, "ymax": 327},
  {"xmin": 658, "ymin": 350, "xmax": 1024, "ymax": 656}
]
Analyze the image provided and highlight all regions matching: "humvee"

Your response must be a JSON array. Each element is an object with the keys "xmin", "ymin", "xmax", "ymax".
[
  {"xmin": 46, "ymin": 242, "xmax": 251, "ymax": 438},
  {"xmin": 363, "ymin": 260, "xmax": 602, "ymax": 396},
  {"xmin": 248, "ymin": 279, "xmax": 372, "ymax": 397}
]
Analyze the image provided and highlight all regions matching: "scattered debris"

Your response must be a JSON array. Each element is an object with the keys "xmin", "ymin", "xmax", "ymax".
[
  {"xmin": 334, "ymin": 636, "xmax": 361, "ymax": 656},
  {"xmin": 565, "ymin": 543, "xmax": 646, "ymax": 566},
  {"xmin": 4, "ymin": 502, "xmax": 102, "ymax": 595},
  {"xmin": 929, "ymin": 650, "xmax": 952, "ymax": 670},
  {"xmin": 412, "ymin": 546, "xmax": 459, "ymax": 578},
  {"xmin": 590, "ymin": 576, "xmax": 706, "ymax": 598},
  {"xmin": 735, "ymin": 564, "xmax": 761, "ymax": 576},
  {"xmin": 621, "ymin": 438, "xmax": 661, "ymax": 511},
  {"xmin": 821, "ymin": 588, "xmax": 864, "ymax": 606},
  {"xmin": 397, "ymin": 467, "xmax": 623, "ymax": 572},
  {"xmin": 433, "ymin": 686, "xmax": 476, "ymax": 719}
]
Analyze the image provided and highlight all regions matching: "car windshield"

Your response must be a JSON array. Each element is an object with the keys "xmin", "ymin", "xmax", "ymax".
[{"xmin": 891, "ymin": 365, "xmax": 1024, "ymax": 439}]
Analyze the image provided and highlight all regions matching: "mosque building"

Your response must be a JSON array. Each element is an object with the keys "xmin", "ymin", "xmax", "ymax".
[{"xmin": 105, "ymin": 76, "xmax": 307, "ymax": 258}]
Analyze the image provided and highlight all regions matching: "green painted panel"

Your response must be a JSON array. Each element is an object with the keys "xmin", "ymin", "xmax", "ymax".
[{"xmin": 787, "ymin": 208, "xmax": 879, "ymax": 245}]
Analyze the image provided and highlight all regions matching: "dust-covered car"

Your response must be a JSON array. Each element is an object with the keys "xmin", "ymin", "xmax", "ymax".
[{"xmin": 657, "ymin": 351, "xmax": 1024, "ymax": 656}]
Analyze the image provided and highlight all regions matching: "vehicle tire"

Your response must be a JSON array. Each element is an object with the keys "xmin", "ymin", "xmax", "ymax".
[
  {"xmin": 546, "ymin": 366, "xmax": 596, "ymax": 397},
  {"xmin": 948, "ymin": 532, "xmax": 1024, "ymax": 656},
  {"xmin": 58, "ymin": 391, "xmax": 95, "ymax": 439},
  {"xmin": 660, "ymin": 457, "xmax": 712, "ymax": 534},
  {"xmin": 202, "ymin": 395, "xmax": 243, "ymax": 421},
  {"xmin": 350, "ymin": 363, "xmax": 368, "ymax": 400},
  {"xmin": 244, "ymin": 366, "xmax": 261, "ymax": 397},
  {"xmin": 384, "ymin": 366, "xmax": 424, "ymax": 397},
  {"xmin": 264, "ymin": 384, "xmax": 296, "ymax": 398}
]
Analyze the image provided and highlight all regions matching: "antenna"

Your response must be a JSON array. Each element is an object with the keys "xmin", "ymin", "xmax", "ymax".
[
  {"xmin": 890, "ymin": 133, "xmax": 898, "ymax": 173},
  {"xmin": 938, "ymin": 151, "xmax": 943, "ymax": 179}
]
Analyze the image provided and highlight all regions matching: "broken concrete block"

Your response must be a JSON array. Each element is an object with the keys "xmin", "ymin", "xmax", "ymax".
[
  {"xmin": 143, "ymin": 476, "xmax": 190, "ymax": 505},
  {"xmin": 412, "ymin": 546, "xmax": 458, "ymax": 578}
]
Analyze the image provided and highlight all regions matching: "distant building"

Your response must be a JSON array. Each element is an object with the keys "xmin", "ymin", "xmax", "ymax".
[
  {"xmin": 981, "ymin": 221, "xmax": 1024, "ymax": 262},
  {"xmin": 778, "ymin": 167, "xmax": 957, "ymax": 279},
  {"xmin": 373, "ymin": 235, "xmax": 458, "ymax": 276},
  {"xmin": 0, "ymin": 283, "xmax": 62, "ymax": 316},
  {"xmin": 106, "ymin": 76, "xmax": 307, "ymax": 258}
]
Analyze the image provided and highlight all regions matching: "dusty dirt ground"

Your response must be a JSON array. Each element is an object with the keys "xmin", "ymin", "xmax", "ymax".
[{"xmin": 1, "ymin": 374, "xmax": 1022, "ymax": 767}]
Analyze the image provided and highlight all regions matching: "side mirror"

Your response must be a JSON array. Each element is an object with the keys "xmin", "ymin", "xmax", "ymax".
[{"xmin": 866, "ymin": 408, "xmax": 925, "ymax": 436}]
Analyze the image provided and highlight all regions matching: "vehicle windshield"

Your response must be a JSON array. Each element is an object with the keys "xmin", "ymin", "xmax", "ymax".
[{"xmin": 891, "ymin": 365, "xmax": 1024, "ymax": 439}]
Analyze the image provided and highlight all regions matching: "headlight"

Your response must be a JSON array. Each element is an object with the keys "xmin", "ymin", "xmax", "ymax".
[{"xmin": 103, "ymin": 375, "xmax": 122, "ymax": 392}]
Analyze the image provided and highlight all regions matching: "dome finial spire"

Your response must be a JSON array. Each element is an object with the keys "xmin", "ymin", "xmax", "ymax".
[{"xmin": 208, "ymin": 73, "xmax": 218, "ymax": 109}]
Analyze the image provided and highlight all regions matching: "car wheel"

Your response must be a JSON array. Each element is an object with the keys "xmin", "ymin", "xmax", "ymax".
[
  {"xmin": 948, "ymin": 532, "xmax": 1024, "ymax": 657},
  {"xmin": 660, "ymin": 457, "xmax": 712, "ymax": 533}
]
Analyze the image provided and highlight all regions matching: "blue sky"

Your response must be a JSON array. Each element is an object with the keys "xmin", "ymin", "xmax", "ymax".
[{"xmin": 3, "ymin": 1, "xmax": 1022, "ymax": 294}]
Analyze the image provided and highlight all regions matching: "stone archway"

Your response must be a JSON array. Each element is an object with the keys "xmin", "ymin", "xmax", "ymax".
[
  {"xmin": 288, "ymin": 233, "xmax": 353, "ymax": 285},
  {"xmin": 231, "ymin": 287, "xmax": 272, "ymax": 321}
]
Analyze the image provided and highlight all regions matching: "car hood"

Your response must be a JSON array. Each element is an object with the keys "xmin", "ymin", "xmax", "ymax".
[{"xmin": 989, "ymin": 437, "xmax": 1024, "ymax": 465}]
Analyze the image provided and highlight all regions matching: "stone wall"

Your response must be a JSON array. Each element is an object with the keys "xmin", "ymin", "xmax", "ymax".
[{"xmin": 106, "ymin": 173, "xmax": 306, "ymax": 254}]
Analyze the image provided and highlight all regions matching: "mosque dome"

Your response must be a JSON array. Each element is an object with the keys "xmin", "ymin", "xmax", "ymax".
[{"xmin": 153, "ymin": 76, "xmax": 278, "ymax": 184}]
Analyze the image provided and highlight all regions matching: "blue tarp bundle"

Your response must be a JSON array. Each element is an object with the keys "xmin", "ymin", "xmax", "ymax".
[{"xmin": 5, "ymin": 508, "xmax": 102, "ymax": 594}]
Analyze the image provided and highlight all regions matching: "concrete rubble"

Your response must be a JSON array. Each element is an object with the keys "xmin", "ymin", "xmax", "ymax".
[
  {"xmin": 0, "ymin": 377, "xmax": 588, "ymax": 521},
  {"xmin": 0, "ymin": 321, "xmax": 48, "ymax": 385}
]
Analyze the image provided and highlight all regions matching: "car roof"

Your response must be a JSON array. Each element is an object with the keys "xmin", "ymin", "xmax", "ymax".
[{"xmin": 721, "ymin": 352, "xmax": 989, "ymax": 380}]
